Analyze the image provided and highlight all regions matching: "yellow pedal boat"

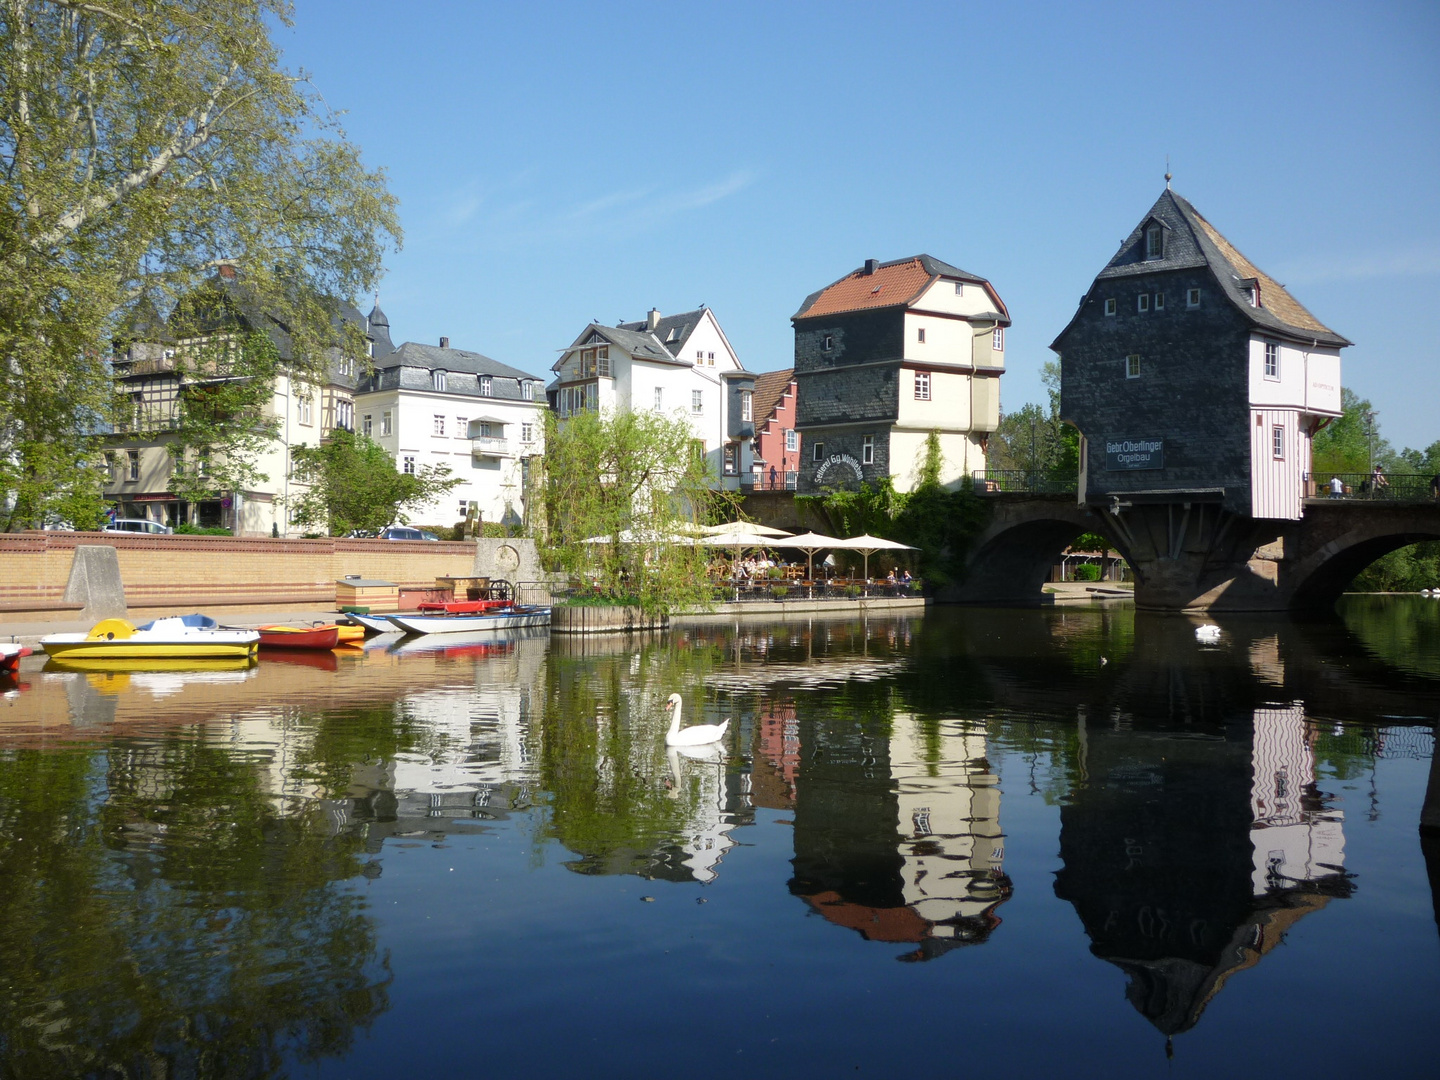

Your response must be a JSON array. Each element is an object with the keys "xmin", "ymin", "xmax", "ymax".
[{"xmin": 40, "ymin": 617, "xmax": 260, "ymax": 661}]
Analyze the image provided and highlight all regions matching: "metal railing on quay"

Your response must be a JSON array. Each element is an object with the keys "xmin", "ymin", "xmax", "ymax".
[
  {"xmin": 973, "ymin": 469, "xmax": 1077, "ymax": 495},
  {"xmin": 750, "ymin": 471, "xmax": 799, "ymax": 492},
  {"xmin": 711, "ymin": 578, "xmax": 923, "ymax": 603},
  {"xmin": 1307, "ymin": 472, "xmax": 1439, "ymax": 502}
]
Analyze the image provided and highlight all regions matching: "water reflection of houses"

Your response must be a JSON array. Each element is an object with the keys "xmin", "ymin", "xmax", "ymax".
[
  {"xmin": 789, "ymin": 706, "xmax": 1011, "ymax": 962},
  {"xmin": 1053, "ymin": 704, "xmax": 1350, "ymax": 1042}
]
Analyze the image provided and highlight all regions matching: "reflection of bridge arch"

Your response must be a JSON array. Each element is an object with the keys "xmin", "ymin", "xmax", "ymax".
[{"xmin": 946, "ymin": 495, "xmax": 1440, "ymax": 612}]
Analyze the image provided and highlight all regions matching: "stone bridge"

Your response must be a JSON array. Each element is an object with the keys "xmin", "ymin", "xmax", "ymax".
[{"xmin": 945, "ymin": 494, "xmax": 1440, "ymax": 612}]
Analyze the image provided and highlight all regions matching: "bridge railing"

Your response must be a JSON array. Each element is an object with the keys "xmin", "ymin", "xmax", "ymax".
[
  {"xmin": 972, "ymin": 469, "xmax": 1078, "ymax": 496},
  {"xmin": 1307, "ymin": 471, "xmax": 1439, "ymax": 502}
]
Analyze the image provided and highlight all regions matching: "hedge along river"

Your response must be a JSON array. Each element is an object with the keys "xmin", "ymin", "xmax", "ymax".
[{"xmin": 0, "ymin": 597, "xmax": 1435, "ymax": 1078}]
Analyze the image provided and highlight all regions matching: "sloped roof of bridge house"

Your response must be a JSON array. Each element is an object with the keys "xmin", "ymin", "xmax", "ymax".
[
  {"xmin": 1052, "ymin": 189, "xmax": 1350, "ymax": 350},
  {"xmin": 792, "ymin": 255, "xmax": 1011, "ymax": 324}
]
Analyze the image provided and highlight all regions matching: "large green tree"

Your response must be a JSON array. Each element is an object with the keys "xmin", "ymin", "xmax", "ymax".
[
  {"xmin": 541, "ymin": 408, "xmax": 732, "ymax": 613},
  {"xmin": 0, "ymin": 0, "xmax": 400, "ymax": 530},
  {"xmin": 287, "ymin": 429, "xmax": 461, "ymax": 536}
]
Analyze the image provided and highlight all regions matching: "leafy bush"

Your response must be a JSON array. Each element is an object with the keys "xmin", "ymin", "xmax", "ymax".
[
  {"xmin": 771, "ymin": 585, "xmax": 789, "ymax": 600},
  {"xmin": 174, "ymin": 524, "xmax": 232, "ymax": 536},
  {"xmin": 1074, "ymin": 563, "xmax": 1102, "ymax": 582}
]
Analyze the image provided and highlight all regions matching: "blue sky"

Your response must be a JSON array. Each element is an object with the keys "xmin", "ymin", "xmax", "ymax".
[{"xmin": 282, "ymin": 0, "xmax": 1440, "ymax": 452}]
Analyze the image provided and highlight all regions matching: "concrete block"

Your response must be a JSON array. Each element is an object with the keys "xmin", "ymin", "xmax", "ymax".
[
  {"xmin": 63, "ymin": 544, "xmax": 127, "ymax": 621},
  {"xmin": 473, "ymin": 538, "xmax": 544, "ymax": 590}
]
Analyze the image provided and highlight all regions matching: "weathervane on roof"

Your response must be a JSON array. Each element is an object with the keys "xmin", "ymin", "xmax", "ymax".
[{"xmin": 1165, "ymin": 156, "xmax": 1172, "ymax": 189}]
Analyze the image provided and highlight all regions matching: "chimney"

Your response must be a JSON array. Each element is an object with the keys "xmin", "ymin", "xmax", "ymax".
[
  {"xmin": 646, "ymin": 308, "xmax": 661, "ymax": 332},
  {"xmin": 864, "ymin": 259, "xmax": 879, "ymax": 275},
  {"xmin": 439, "ymin": 336, "xmax": 449, "ymax": 349}
]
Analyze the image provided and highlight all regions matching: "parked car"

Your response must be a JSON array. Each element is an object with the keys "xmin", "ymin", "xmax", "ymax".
[
  {"xmin": 105, "ymin": 519, "xmax": 174, "ymax": 535},
  {"xmin": 377, "ymin": 526, "xmax": 439, "ymax": 541}
]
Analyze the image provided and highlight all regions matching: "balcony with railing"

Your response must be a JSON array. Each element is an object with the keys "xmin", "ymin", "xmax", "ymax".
[
  {"xmin": 471, "ymin": 435, "xmax": 511, "ymax": 458},
  {"xmin": 973, "ymin": 469, "xmax": 1078, "ymax": 495}
]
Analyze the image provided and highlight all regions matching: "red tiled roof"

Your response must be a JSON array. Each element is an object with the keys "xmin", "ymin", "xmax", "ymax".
[
  {"xmin": 798, "ymin": 258, "xmax": 935, "ymax": 319},
  {"xmin": 751, "ymin": 369, "xmax": 794, "ymax": 428}
]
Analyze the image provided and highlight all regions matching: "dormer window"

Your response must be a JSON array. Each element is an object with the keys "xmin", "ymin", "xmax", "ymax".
[
  {"xmin": 433, "ymin": 369, "xmax": 446, "ymax": 391},
  {"xmin": 522, "ymin": 381, "xmax": 534, "ymax": 401},
  {"xmin": 1145, "ymin": 223, "xmax": 1165, "ymax": 260},
  {"xmin": 479, "ymin": 375, "xmax": 492, "ymax": 395}
]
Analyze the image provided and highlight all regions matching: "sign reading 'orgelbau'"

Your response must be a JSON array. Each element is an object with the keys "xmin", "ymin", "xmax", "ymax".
[{"xmin": 1105, "ymin": 438, "xmax": 1164, "ymax": 470}]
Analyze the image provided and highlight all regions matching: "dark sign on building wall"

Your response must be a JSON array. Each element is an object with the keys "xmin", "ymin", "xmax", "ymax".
[{"xmin": 1105, "ymin": 438, "xmax": 1164, "ymax": 471}]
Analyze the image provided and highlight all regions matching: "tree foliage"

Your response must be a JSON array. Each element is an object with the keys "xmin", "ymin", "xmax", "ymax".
[
  {"xmin": 986, "ymin": 360, "xmax": 1079, "ymax": 483},
  {"xmin": 0, "ymin": 0, "xmax": 400, "ymax": 528},
  {"xmin": 287, "ymin": 429, "xmax": 461, "ymax": 537},
  {"xmin": 541, "ymin": 408, "xmax": 733, "ymax": 614}
]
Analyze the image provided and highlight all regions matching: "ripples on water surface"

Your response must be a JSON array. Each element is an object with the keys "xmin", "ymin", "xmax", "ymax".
[{"xmin": 0, "ymin": 598, "xmax": 1436, "ymax": 1078}]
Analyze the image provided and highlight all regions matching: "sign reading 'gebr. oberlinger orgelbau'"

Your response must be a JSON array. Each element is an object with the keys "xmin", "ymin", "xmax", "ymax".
[{"xmin": 1105, "ymin": 438, "xmax": 1164, "ymax": 470}]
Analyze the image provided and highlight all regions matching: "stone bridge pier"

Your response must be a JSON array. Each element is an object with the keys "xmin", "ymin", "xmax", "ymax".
[{"xmin": 945, "ymin": 495, "xmax": 1440, "ymax": 613}]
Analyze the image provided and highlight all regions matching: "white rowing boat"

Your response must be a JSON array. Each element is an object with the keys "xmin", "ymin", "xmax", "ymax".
[{"xmin": 386, "ymin": 606, "xmax": 551, "ymax": 636}]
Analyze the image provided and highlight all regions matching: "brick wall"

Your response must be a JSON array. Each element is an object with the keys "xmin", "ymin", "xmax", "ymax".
[{"xmin": 0, "ymin": 532, "xmax": 479, "ymax": 613}]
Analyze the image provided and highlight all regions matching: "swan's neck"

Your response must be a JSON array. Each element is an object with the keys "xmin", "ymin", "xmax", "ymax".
[{"xmin": 667, "ymin": 701, "xmax": 681, "ymax": 737}]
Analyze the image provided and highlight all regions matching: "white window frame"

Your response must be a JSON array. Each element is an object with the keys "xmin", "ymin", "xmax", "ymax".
[
  {"xmin": 362, "ymin": 414, "xmax": 373, "ymax": 438},
  {"xmin": 298, "ymin": 395, "xmax": 313, "ymax": 426},
  {"xmin": 785, "ymin": 429, "xmax": 798, "ymax": 452},
  {"xmin": 1155, "ymin": 291, "xmax": 1166, "ymax": 311},
  {"xmin": 1264, "ymin": 342, "xmax": 1280, "ymax": 380},
  {"xmin": 1272, "ymin": 425, "xmax": 1285, "ymax": 460},
  {"xmin": 479, "ymin": 375, "xmax": 492, "ymax": 395},
  {"xmin": 1145, "ymin": 224, "xmax": 1164, "ymax": 260},
  {"xmin": 433, "ymin": 414, "xmax": 446, "ymax": 437},
  {"xmin": 862, "ymin": 434, "xmax": 874, "ymax": 465},
  {"xmin": 381, "ymin": 411, "xmax": 392, "ymax": 436},
  {"xmin": 691, "ymin": 389, "xmax": 703, "ymax": 415},
  {"xmin": 1104, "ymin": 298, "xmax": 1117, "ymax": 316},
  {"xmin": 456, "ymin": 416, "xmax": 468, "ymax": 438},
  {"xmin": 127, "ymin": 450, "xmax": 140, "ymax": 481},
  {"xmin": 992, "ymin": 326, "xmax": 1004, "ymax": 351},
  {"xmin": 812, "ymin": 441, "xmax": 825, "ymax": 462},
  {"xmin": 917, "ymin": 327, "xmax": 926, "ymax": 343},
  {"xmin": 433, "ymin": 370, "xmax": 446, "ymax": 391},
  {"xmin": 522, "ymin": 381, "xmax": 534, "ymax": 401},
  {"xmin": 521, "ymin": 422, "xmax": 534, "ymax": 443},
  {"xmin": 723, "ymin": 443, "xmax": 737, "ymax": 475},
  {"xmin": 822, "ymin": 335, "xmax": 834, "ymax": 350},
  {"xmin": 1137, "ymin": 294, "xmax": 1149, "ymax": 313},
  {"xmin": 741, "ymin": 390, "xmax": 753, "ymax": 422},
  {"xmin": 707, "ymin": 352, "xmax": 715, "ymax": 366},
  {"xmin": 1187, "ymin": 288, "xmax": 1201, "ymax": 309},
  {"xmin": 1126, "ymin": 354, "xmax": 1141, "ymax": 379},
  {"xmin": 915, "ymin": 371, "xmax": 931, "ymax": 401},
  {"xmin": 337, "ymin": 399, "xmax": 354, "ymax": 430},
  {"xmin": 954, "ymin": 281, "xmax": 964, "ymax": 295},
  {"xmin": 402, "ymin": 455, "xmax": 416, "ymax": 475}
]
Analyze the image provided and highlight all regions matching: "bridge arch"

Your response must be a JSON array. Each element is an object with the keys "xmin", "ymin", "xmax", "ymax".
[
  {"xmin": 946, "ymin": 496, "xmax": 1118, "ymax": 605},
  {"xmin": 1286, "ymin": 504, "xmax": 1440, "ymax": 611}
]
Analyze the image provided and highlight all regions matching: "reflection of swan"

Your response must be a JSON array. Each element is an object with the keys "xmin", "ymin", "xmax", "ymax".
[
  {"xmin": 1195, "ymin": 625, "xmax": 1222, "ymax": 643},
  {"xmin": 664, "ymin": 693, "xmax": 729, "ymax": 746}
]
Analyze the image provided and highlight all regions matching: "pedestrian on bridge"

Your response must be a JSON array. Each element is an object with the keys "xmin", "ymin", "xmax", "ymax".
[{"xmin": 1329, "ymin": 475, "xmax": 1345, "ymax": 498}]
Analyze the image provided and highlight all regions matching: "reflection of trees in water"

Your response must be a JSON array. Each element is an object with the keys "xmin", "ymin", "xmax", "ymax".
[
  {"xmin": 0, "ymin": 738, "xmax": 390, "ymax": 1078},
  {"xmin": 1337, "ymin": 594, "xmax": 1440, "ymax": 680},
  {"xmin": 537, "ymin": 636, "xmax": 753, "ymax": 881}
]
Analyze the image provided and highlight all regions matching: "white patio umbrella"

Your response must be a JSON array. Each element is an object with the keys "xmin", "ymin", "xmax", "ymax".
[
  {"xmin": 701, "ymin": 521, "xmax": 791, "ymax": 538},
  {"xmin": 766, "ymin": 531, "xmax": 844, "ymax": 580},
  {"xmin": 580, "ymin": 528, "xmax": 699, "ymax": 545},
  {"xmin": 836, "ymin": 533, "xmax": 917, "ymax": 581}
]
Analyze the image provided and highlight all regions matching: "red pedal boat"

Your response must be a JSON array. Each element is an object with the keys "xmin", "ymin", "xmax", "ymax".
[
  {"xmin": 0, "ymin": 643, "xmax": 30, "ymax": 673},
  {"xmin": 256, "ymin": 625, "xmax": 341, "ymax": 651},
  {"xmin": 414, "ymin": 598, "xmax": 513, "ymax": 615}
]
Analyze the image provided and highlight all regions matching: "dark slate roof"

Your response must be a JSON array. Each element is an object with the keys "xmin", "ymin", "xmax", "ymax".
[
  {"xmin": 372, "ymin": 341, "xmax": 543, "ymax": 383},
  {"xmin": 367, "ymin": 301, "xmax": 394, "ymax": 358},
  {"xmin": 616, "ymin": 309, "xmax": 706, "ymax": 354},
  {"xmin": 792, "ymin": 254, "xmax": 1009, "ymax": 323},
  {"xmin": 1073, "ymin": 189, "xmax": 1350, "ymax": 348},
  {"xmin": 554, "ymin": 323, "xmax": 687, "ymax": 370}
]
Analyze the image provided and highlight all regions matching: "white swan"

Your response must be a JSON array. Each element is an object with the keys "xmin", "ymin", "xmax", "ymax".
[
  {"xmin": 1195, "ymin": 624, "xmax": 1222, "ymax": 643},
  {"xmin": 664, "ymin": 693, "xmax": 729, "ymax": 747}
]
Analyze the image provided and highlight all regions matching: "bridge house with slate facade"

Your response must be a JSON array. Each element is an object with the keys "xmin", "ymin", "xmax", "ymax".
[
  {"xmin": 791, "ymin": 255, "xmax": 1009, "ymax": 494},
  {"xmin": 1052, "ymin": 189, "xmax": 1350, "ymax": 521}
]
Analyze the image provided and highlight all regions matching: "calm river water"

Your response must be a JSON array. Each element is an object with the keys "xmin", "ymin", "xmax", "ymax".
[{"xmin": 0, "ymin": 597, "xmax": 1437, "ymax": 1078}]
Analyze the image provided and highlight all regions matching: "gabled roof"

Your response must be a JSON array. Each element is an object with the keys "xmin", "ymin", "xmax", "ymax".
[
  {"xmin": 375, "ymin": 341, "xmax": 542, "ymax": 383},
  {"xmin": 552, "ymin": 323, "xmax": 688, "ymax": 371},
  {"xmin": 1070, "ymin": 188, "xmax": 1350, "ymax": 348},
  {"xmin": 752, "ymin": 369, "xmax": 795, "ymax": 429},
  {"xmin": 616, "ymin": 309, "xmax": 706, "ymax": 354},
  {"xmin": 792, "ymin": 254, "xmax": 1008, "ymax": 322}
]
